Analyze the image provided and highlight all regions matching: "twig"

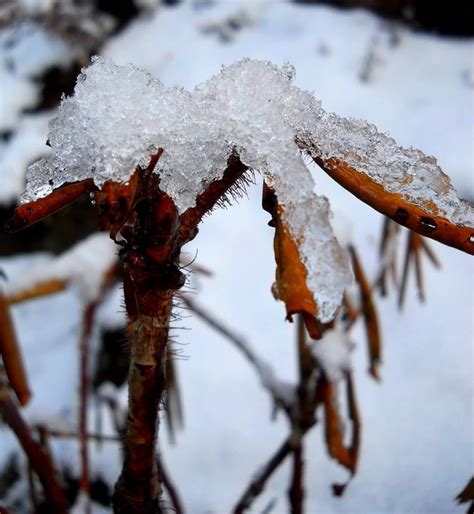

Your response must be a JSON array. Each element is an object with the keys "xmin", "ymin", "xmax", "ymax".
[
  {"xmin": 27, "ymin": 460, "xmax": 39, "ymax": 513},
  {"xmin": 0, "ymin": 288, "xmax": 31, "ymax": 405},
  {"xmin": 0, "ymin": 371, "xmax": 67, "ymax": 513},
  {"xmin": 78, "ymin": 303, "xmax": 96, "ymax": 514},
  {"xmin": 6, "ymin": 279, "xmax": 67, "ymax": 305},
  {"xmin": 233, "ymin": 434, "xmax": 301, "ymax": 514},
  {"xmin": 178, "ymin": 293, "xmax": 294, "ymax": 411},
  {"xmin": 38, "ymin": 427, "xmax": 120, "ymax": 442},
  {"xmin": 288, "ymin": 443, "xmax": 304, "ymax": 514},
  {"xmin": 288, "ymin": 316, "xmax": 311, "ymax": 513},
  {"xmin": 157, "ymin": 453, "xmax": 185, "ymax": 514}
]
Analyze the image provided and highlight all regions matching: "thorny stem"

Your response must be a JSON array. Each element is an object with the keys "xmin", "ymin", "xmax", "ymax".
[
  {"xmin": 0, "ymin": 371, "xmax": 67, "ymax": 514},
  {"xmin": 113, "ymin": 303, "xmax": 172, "ymax": 514}
]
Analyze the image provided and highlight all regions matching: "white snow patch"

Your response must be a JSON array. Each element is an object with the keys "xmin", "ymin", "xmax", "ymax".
[
  {"xmin": 5, "ymin": 233, "xmax": 117, "ymax": 303},
  {"xmin": 0, "ymin": 66, "xmax": 38, "ymax": 132},
  {"xmin": 312, "ymin": 327, "xmax": 354, "ymax": 383},
  {"xmin": 0, "ymin": 113, "xmax": 51, "ymax": 204}
]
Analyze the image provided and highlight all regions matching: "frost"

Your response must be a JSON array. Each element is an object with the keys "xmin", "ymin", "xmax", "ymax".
[
  {"xmin": 23, "ymin": 57, "xmax": 471, "ymax": 322},
  {"xmin": 312, "ymin": 327, "xmax": 354, "ymax": 383},
  {"xmin": 5, "ymin": 233, "xmax": 117, "ymax": 303}
]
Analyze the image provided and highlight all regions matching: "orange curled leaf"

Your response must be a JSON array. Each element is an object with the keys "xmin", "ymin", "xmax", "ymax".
[
  {"xmin": 8, "ymin": 178, "xmax": 97, "ymax": 232},
  {"xmin": 262, "ymin": 183, "xmax": 322, "ymax": 339},
  {"xmin": 349, "ymin": 246, "xmax": 382, "ymax": 380},
  {"xmin": 0, "ymin": 289, "xmax": 31, "ymax": 406},
  {"xmin": 310, "ymin": 156, "xmax": 473, "ymax": 255}
]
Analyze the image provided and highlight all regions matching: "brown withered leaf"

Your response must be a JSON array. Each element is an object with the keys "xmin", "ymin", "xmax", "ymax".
[
  {"xmin": 262, "ymin": 183, "xmax": 322, "ymax": 339},
  {"xmin": 321, "ymin": 373, "xmax": 360, "ymax": 476},
  {"xmin": 308, "ymin": 155, "xmax": 473, "ymax": 255},
  {"xmin": 349, "ymin": 246, "xmax": 382, "ymax": 380}
]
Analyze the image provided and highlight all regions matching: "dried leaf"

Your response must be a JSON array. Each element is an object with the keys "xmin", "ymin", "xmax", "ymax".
[
  {"xmin": 311, "ymin": 156, "xmax": 474, "ymax": 255},
  {"xmin": 349, "ymin": 246, "xmax": 382, "ymax": 380},
  {"xmin": 262, "ymin": 183, "xmax": 322, "ymax": 339},
  {"xmin": 321, "ymin": 375, "xmax": 360, "ymax": 474}
]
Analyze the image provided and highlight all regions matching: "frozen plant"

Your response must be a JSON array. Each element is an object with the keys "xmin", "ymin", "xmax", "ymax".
[{"xmin": 5, "ymin": 57, "xmax": 474, "ymax": 513}]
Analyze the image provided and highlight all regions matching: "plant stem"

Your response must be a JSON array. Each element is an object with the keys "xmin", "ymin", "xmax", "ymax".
[
  {"xmin": 79, "ymin": 303, "xmax": 96, "ymax": 514},
  {"xmin": 113, "ymin": 295, "xmax": 172, "ymax": 514},
  {"xmin": 0, "ymin": 372, "xmax": 67, "ymax": 513}
]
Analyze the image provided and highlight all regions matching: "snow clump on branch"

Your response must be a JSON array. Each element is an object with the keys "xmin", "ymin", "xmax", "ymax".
[{"xmin": 23, "ymin": 57, "xmax": 472, "ymax": 321}]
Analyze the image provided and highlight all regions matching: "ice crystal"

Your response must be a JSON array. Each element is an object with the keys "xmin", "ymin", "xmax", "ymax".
[{"xmin": 23, "ymin": 57, "xmax": 472, "ymax": 321}]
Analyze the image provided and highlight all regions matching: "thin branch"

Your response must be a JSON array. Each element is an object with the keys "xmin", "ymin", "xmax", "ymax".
[
  {"xmin": 233, "ymin": 434, "xmax": 300, "ymax": 514},
  {"xmin": 0, "ymin": 371, "xmax": 67, "ymax": 513},
  {"xmin": 157, "ymin": 453, "xmax": 185, "ymax": 514},
  {"xmin": 78, "ymin": 303, "xmax": 96, "ymax": 514},
  {"xmin": 178, "ymin": 292, "xmax": 294, "ymax": 411},
  {"xmin": 0, "ymin": 289, "xmax": 31, "ymax": 405},
  {"xmin": 37, "ymin": 427, "xmax": 120, "ymax": 442},
  {"xmin": 288, "ymin": 444, "xmax": 304, "ymax": 514}
]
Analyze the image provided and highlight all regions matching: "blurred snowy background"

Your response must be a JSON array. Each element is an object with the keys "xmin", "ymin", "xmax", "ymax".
[{"xmin": 0, "ymin": 0, "xmax": 473, "ymax": 513}]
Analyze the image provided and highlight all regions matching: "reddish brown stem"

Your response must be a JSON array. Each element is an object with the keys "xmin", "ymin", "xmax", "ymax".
[
  {"xmin": 0, "ymin": 373, "xmax": 67, "ymax": 513},
  {"xmin": 112, "ymin": 302, "xmax": 172, "ymax": 514}
]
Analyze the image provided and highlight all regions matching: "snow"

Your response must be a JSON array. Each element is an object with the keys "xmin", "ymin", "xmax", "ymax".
[
  {"xmin": 0, "ymin": 113, "xmax": 51, "ymax": 204},
  {"xmin": 4, "ymin": 233, "xmax": 117, "ymax": 303},
  {"xmin": 23, "ymin": 56, "xmax": 354, "ymax": 322},
  {"xmin": 0, "ymin": 1, "xmax": 473, "ymax": 513},
  {"xmin": 312, "ymin": 327, "xmax": 354, "ymax": 383}
]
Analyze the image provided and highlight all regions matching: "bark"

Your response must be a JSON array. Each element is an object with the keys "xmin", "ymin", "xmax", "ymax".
[{"xmin": 112, "ymin": 295, "xmax": 172, "ymax": 514}]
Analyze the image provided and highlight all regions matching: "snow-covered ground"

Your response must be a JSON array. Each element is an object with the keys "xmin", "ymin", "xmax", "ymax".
[{"xmin": 0, "ymin": 1, "xmax": 473, "ymax": 513}]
